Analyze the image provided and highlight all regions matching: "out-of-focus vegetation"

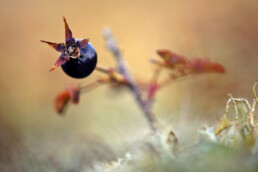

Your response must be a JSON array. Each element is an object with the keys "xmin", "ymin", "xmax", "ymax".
[
  {"xmin": 0, "ymin": 0, "xmax": 258, "ymax": 171},
  {"xmin": 90, "ymin": 84, "xmax": 258, "ymax": 172}
]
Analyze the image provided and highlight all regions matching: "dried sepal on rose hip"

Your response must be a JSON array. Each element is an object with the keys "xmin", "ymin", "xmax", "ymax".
[
  {"xmin": 41, "ymin": 17, "xmax": 97, "ymax": 79},
  {"xmin": 54, "ymin": 84, "xmax": 80, "ymax": 114}
]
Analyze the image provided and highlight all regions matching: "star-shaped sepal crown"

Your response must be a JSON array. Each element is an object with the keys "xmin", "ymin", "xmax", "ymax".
[{"xmin": 41, "ymin": 17, "xmax": 90, "ymax": 71}]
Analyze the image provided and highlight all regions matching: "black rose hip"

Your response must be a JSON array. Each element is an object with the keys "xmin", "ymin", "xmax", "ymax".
[{"xmin": 41, "ymin": 17, "xmax": 97, "ymax": 79}]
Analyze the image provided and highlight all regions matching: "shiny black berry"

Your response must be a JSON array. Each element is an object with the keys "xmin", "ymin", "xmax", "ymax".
[{"xmin": 61, "ymin": 41, "xmax": 97, "ymax": 78}]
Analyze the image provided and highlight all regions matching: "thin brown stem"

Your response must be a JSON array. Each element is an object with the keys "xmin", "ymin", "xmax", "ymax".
[
  {"xmin": 253, "ymin": 81, "xmax": 258, "ymax": 100},
  {"xmin": 144, "ymin": 68, "xmax": 161, "ymax": 113},
  {"xmin": 158, "ymin": 72, "xmax": 219, "ymax": 90},
  {"xmin": 95, "ymin": 64, "xmax": 110, "ymax": 74},
  {"xmin": 159, "ymin": 73, "xmax": 193, "ymax": 90},
  {"xmin": 80, "ymin": 77, "xmax": 110, "ymax": 93},
  {"xmin": 102, "ymin": 27, "xmax": 157, "ymax": 132}
]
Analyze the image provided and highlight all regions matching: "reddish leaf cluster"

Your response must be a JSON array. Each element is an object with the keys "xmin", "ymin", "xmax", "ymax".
[
  {"xmin": 55, "ymin": 84, "xmax": 80, "ymax": 114},
  {"xmin": 157, "ymin": 49, "xmax": 187, "ymax": 68},
  {"xmin": 187, "ymin": 58, "xmax": 226, "ymax": 74},
  {"xmin": 154, "ymin": 49, "xmax": 225, "ymax": 75},
  {"xmin": 144, "ymin": 49, "xmax": 226, "ymax": 104}
]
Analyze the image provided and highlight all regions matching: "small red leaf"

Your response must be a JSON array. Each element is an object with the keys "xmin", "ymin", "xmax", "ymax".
[
  {"xmin": 157, "ymin": 49, "xmax": 187, "ymax": 66},
  {"xmin": 55, "ymin": 91, "xmax": 70, "ymax": 114},
  {"xmin": 155, "ymin": 50, "xmax": 225, "ymax": 74},
  {"xmin": 54, "ymin": 84, "xmax": 81, "ymax": 114},
  {"xmin": 187, "ymin": 58, "xmax": 226, "ymax": 74},
  {"xmin": 66, "ymin": 84, "xmax": 80, "ymax": 104}
]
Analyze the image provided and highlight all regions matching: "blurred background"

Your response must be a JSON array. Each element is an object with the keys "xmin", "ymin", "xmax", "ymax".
[{"xmin": 0, "ymin": 0, "xmax": 258, "ymax": 171}]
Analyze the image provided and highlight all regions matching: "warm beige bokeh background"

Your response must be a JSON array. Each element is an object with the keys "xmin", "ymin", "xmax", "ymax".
[{"xmin": 0, "ymin": 0, "xmax": 258, "ymax": 169}]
